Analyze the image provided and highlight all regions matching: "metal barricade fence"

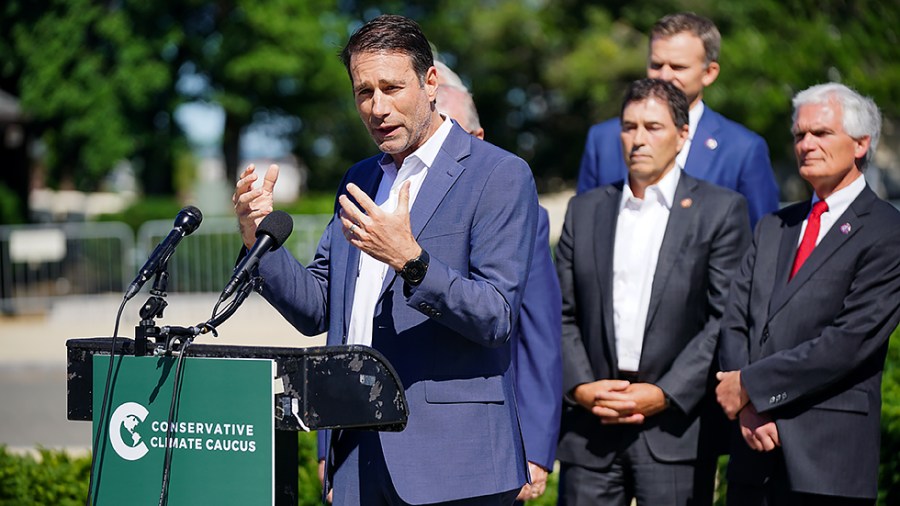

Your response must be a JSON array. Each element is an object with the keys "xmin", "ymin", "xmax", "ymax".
[
  {"xmin": 135, "ymin": 214, "xmax": 332, "ymax": 294},
  {"xmin": 0, "ymin": 221, "xmax": 134, "ymax": 314},
  {"xmin": 0, "ymin": 214, "xmax": 331, "ymax": 314}
]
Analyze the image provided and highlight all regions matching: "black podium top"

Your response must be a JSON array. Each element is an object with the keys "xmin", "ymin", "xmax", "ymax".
[{"xmin": 66, "ymin": 338, "xmax": 408, "ymax": 432}]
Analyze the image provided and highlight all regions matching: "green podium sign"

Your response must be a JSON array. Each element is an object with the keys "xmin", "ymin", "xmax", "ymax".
[{"xmin": 90, "ymin": 355, "xmax": 275, "ymax": 505}]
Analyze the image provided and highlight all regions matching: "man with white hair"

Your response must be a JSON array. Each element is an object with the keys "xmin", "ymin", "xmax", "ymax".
[
  {"xmin": 716, "ymin": 82, "xmax": 900, "ymax": 505},
  {"xmin": 434, "ymin": 60, "xmax": 562, "ymax": 502}
]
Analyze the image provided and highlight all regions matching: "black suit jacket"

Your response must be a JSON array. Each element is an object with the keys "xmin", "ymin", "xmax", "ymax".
[
  {"xmin": 720, "ymin": 185, "xmax": 900, "ymax": 499},
  {"xmin": 557, "ymin": 172, "xmax": 750, "ymax": 468}
]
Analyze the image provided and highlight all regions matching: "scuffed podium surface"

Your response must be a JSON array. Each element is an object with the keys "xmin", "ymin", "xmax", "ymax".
[{"xmin": 67, "ymin": 338, "xmax": 408, "ymax": 432}]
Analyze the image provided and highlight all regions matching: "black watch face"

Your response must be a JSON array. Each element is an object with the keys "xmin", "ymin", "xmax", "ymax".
[{"xmin": 404, "ymin": 260, "xmax": 426, "ymax": 283}]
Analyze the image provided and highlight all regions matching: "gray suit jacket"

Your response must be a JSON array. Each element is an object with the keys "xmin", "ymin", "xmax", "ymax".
[
  {"xmin": 720, "ymin": 185, "xmax": 900, "ymax": 499},
  {"xmin": 557, "ymin": 171, "xmax": 750, "ymax": 468}
]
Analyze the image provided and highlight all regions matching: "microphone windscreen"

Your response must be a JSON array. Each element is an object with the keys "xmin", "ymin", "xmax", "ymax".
[
  {"xmin": 175, "ymin": 205, "xmax": 203, "ymax": 234},
  {"xmin": 255, "ymin": 210, "xmax": 294, "ymax": 250}
]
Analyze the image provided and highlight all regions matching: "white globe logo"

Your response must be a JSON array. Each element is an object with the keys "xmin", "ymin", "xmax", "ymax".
[{"xmin": 109, "ymin": 402, "xmax": 150, "ymax": 461}]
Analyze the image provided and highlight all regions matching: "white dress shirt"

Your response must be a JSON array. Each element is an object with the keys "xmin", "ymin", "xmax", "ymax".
[
  {"xmin": 798, "ymin": 173, "xmax": 867, "ymax": 247},
  {"xmin": 347, "ymin": 115, "xmax": 453, "ymax": 346},
  {"xmin": 675, "ymin": 101, "xmax": 705, "ymax": 170},
  {"xmin": 612, "ymin": 167, "xmax": 681, "ymax": 371}
]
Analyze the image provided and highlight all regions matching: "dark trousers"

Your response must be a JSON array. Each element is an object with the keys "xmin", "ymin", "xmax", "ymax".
[
  {"xmin": 728, "ymin": 482, "xmax": 874, "ymax": 506},
  {"xmin": 331, "ymin": 430, "xmax": 519, "ymax": 506},
  {"xmin": 558, "ymin": 431, "xmax": 716, "ymax": 506},
  {"xmin": 726, "ymin": 448, "xmax": 874, "ymax": 506}
]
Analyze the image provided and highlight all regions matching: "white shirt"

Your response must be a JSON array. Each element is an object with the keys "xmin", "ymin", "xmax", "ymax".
[
  {"xmin": 798, "ymin": 173, "xmax": 867, "ymax": 247},
  {"xmin": 612, "ymin": 167, "xmax": 681, "ymax": 371},
  {"xmin": 347, "ymin": 115, "xmax": 453, "ymax": 346},
  {"xmin": 675, "ymin": 101, "xmax": 705, "ymax": 170}
]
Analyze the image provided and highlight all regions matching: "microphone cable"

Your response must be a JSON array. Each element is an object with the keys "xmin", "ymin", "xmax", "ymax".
[
  {"xmin": 157, "ymin": 338, "xmax": 192, "ymax": 506},
  {"xmin": 84, "ymin": 297, "xmax": 128, "ymax": 506}
]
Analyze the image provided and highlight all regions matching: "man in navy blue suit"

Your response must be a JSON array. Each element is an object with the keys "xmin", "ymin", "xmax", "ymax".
[
  {"xmin": 434, "ymin": 61, "xmax": 563, "ymax": 502},
  {"xmin": 576, "ymin": 12, "xmax": 779, "ymax": 227},
  {"xmin": 234, "ymin": 15, "xmax": 537, "ymax": 506}
]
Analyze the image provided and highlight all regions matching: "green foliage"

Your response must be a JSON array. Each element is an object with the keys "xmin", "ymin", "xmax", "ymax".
[
  {"xmin": 4, "ymin": 0, "xmax": 900, "ymax": 199},
  {"xmin": 297, "ymin": 431, "xmax": 323, "ymax": 505},
  {"xmin": 94, "ymin": 196, "xmax": 184, "ymax": 232},
  {"xmin": 279, "ymin": 191, "xmax": 339, "ymax": 216},
  {"xmin": 0, "ymin": 434, "xmax": 329, "ymax": 504},
  {"xmin": 0, "ymin": 447, "xmax": 91, "ymax": 505},
  {"xmin": 3, "ymin": 0, "xmax": 174, "ymax": 191},
  {"xmin": 0, "ymin": 182, "xmax": 24, "ymax": 225},
  {"xmin": 94, "ymin": 192, "xmax": 335, "ymax": 233},
  {"xmin": 177, "ymin": 0, "xmax": 363, "ymax": 189},
  {"xmin": 879, "ymin": 325, "xmax": 900, "ymax": 504}
]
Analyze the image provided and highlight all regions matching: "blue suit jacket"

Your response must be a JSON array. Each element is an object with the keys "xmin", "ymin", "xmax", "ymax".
[
  {"xmin": 316, "ymin": 208, "xmax": 562, "ymax": 479},
  {"xmin": 512, "ymin": 207, "xmax": 562, "ymax": 471},
  {"xmin": 259, "ymin": 123, "xmax": 537, "ymax": 503},
  {"xmin": 576, "ymin": 106, "xmax": 779, "ymax": 228}
]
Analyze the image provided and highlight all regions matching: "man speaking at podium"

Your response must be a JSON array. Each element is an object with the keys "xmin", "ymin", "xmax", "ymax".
[{"xmin": 232, "ymin": 14, "xmax": 537, "ymax": 506}]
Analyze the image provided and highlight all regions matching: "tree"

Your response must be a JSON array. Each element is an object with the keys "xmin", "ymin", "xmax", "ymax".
[
  {"xmin": 174, "ymin": 0, "xmax": 362, "ymax": 189},
  {"xmin": 1, "ymin": 0, "xmax": 175, "ymax": 191},
  {"xmin": 3, "ymin": 0, "xmax": 899, "ymax": 199}
]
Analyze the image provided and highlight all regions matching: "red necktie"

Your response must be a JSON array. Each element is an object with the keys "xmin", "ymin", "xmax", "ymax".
[{"xmin": 790, "ymin": 200, "xmax": 829, "ymax": 279}]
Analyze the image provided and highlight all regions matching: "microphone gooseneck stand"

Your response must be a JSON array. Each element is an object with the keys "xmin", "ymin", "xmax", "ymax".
[
  {"xmin": 134, "ymin": 266, "xmax": 170, "ymax": 357},
  {"xmin": 90, "ymin": 253, "xmax": 262, "ymax": 506}
]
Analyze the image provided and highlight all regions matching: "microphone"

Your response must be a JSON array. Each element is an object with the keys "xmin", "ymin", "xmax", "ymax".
[
  {"xmin": 219, "ymin": 210, "xmax": 293, "ymax": 302},
  {"xmin": 125, "ymin": 206, "xmax": 203, "ymax": 301}
]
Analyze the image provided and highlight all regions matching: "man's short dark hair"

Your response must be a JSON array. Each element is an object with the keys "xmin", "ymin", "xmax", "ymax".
[
  {"xmin": 340, "ymin": 14, "xmax": 434, "ymax": 84},
  {"xmin": 652, "ymin": 12, "xmax": 721, "ymax": 64},
  {"xmin": 620, "ymin": 78, "xmax": 689, "ymax": 129}
]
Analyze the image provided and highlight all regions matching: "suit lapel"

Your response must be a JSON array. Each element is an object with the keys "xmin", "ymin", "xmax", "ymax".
[
  {"xmin": 376, "ymin": 125, "xmax": 469, "ymax": 297},
  {"xmin": 765, "ymin": 204, "xmax": 805, "ymax": 318},
  {"xmin": 342, "ymin": 161, "xmax": 385, "ymax": 336},
  {"xmin": 768, "ymin": 187, "xmax": 875, "ymax": 319},
  {"xmin": 595, "ymin": 184, "xmax": 622, "ymax": 370},
  {"xmin": 684, "ymin": 109, "xmax": 720, "ymax": 177},
  {"xmin": 645, "ymin": 174, "xmax": 695, "ymax": 331}
]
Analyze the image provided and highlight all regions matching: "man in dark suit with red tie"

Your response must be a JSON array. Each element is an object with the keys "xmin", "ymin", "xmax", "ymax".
[{"xmin": 717, "ymin": 83, "xmax": 900, "ymax": 505}]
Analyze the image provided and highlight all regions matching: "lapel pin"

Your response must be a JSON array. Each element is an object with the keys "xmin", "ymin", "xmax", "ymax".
[
  {"xmin": 840, "ymin": 222, "xmax": 852, "ymax": 234},
  {"xmin": 680, "ymin": 198, "xmax": 693, "ymax": 209},
  {"xmin": 705, "ymin": 138, "xmax": 718, "ymax": 150}
]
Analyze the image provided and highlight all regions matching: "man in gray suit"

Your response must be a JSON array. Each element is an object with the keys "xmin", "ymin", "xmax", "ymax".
[
  {"xmin": 717, "ymin": 83, "xmax": 900, "ymax": 505},
  {"xmin": 556, "ymin": 78, "xmax": 750, "ymax": 505}
]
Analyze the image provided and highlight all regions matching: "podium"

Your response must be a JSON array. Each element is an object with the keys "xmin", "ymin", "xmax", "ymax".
[{"xmin": 67, "ymin": 338, "xmax": 409, "ymax": 505}]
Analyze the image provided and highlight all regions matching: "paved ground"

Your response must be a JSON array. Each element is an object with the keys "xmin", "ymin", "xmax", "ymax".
[{"xmin": 0, "ymin": 293, "xmax": 325, "ymax": 453}]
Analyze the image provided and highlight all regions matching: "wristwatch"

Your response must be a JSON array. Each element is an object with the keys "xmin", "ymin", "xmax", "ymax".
[{"xmin": 399, "ymin": 249, "xmax": 429, "ymax": 286}]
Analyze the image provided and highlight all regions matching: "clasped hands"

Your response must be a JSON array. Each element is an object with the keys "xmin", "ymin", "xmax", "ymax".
[
  {"xmin": 572, "ymin": 380, "xmax": 667, "ymax": 425},
  {"xmin": 232, "ymin": 163, "xmax": 420, "ymax": 270},
  {"xmin": 715, "ymin": 370, "xmax": 780, "ymax": 452}
]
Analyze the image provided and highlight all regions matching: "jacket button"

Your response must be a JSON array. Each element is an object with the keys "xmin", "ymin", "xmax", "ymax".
[{"xmin": 760, "ymin": 326, "xmax": 770, "ymax": 346}]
